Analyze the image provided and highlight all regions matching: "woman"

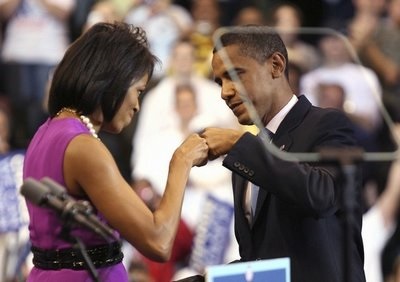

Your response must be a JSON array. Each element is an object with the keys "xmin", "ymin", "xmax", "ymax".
[{"xmin": 22, "ymin": 22, "xmax": 209, "ymax": 281}]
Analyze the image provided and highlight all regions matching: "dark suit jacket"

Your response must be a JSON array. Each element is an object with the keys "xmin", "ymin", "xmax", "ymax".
[{"xmin": 223, "ymin": 95, "xmax": 366, "ymax": 282}]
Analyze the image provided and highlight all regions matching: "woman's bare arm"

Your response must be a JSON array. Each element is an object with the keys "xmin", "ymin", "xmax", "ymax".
[{"xmin": 63, "ymin": 133, "xmax": 208, "ymax": 261}]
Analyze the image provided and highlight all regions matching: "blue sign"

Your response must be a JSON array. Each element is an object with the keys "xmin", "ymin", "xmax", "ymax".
[
  {"xmin": 189, "ymin": 194, "xmax": 234, "ymax": 272},
  {"xmin": 206, "ymin": 257, "xmax": 291, "ymax": 282},
  {"xmin": 0, "ymin": 152, "xmax": 25, "ymax": 233}
]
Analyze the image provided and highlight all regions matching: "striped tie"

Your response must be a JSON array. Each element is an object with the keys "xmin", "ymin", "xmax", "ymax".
[{"xmin": 251, "ymin": 128, "xmax": 274, "ymax": 221}]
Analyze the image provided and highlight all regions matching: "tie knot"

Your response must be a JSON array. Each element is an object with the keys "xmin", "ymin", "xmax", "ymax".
[{"xmin": 260, "ymin": 128, "xmax": 274, "ymax": 141}]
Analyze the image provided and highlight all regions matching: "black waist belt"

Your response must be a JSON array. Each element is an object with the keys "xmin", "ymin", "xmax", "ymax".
[{"xmin": 31, "ymin": 241, "xmax": 123, "ymax": 270}]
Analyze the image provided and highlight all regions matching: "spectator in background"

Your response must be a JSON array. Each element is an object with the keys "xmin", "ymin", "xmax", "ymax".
[
  {"xmin": 127, "ymin": 178, "xmax": 194, "ymax": 282},
  {"xmin": 300, "ymin": 30, "xmax": 382, "ymax": 134},
  {"xmin": 131, "ymin": 37, "xmax": 238, "ymax": 199},
  {"xmin": 127, "ymin": 257, "xmax": 154, "ymax": 282},
  {"xmin": 84, "ymin": 0, "xmax": 121, "ymax": 32},
  {"xmin": 0, "ymin": 105, "xmax": 29, "ymax": 282},
  {"xmin": 133, "ymin": 82, "xmax": 238, "ymax": 279},
  {"xmin": 108, "ymin": 0, "xmax": 136, "ymax": 20},
  {"xmin": 173, "ymin": 84, "xmax": 200, "ymax": 137},
  {"xmin": 381, "ymin": 215, "xmax": 400, "ymax": 282},
  {"xmin": 185, "ymin": 0, "xmax": 220, "ymax": 79},
  {"xmin": 315, "ymin": 82, "xmax": 378, "ymax": 151},
  {"xmin": 348, "ymin": 0, "xmax": 386, "ymax": 53},
  {"xmin": 320, "ymin": 0, "xmax": 355, "ymax": 27},
  {"xmin": 362, "ymin": 123, "xmax": 400, "ymax": 282},
  {"xmin": 0, "ymin": 0, "xmax": 9, "ymax": 97},
  {"xmin": 268, "ymin": 2, "xmax": 321, "ymax": 73},
  {"xmin": 132, "ymin": 78, "xmax": 237, "ymax": 227},
  {"xmin": 315, "ymin": 82, "xmax": 381, "ymax": 209},
  {"xmin": 232, "ymin": 4, "xmax": 265, "ymax": 26},
  {"xmin": 125, "ymin": 0, "xmax": 193, "ymax": 80},
  {"xmin": 67, "ymin": 0, "xmax": 96, "ymax": 41},
  {"xmin": 0, "ymin": 103, "xmax": 10, "ymax": 154},
  {"xmin": 347, "ymin": 0, "xmax": 400, "ymax": 201},
  {"xmin": 349, "ymin": 0, "xmax": 400, "ymax": 123},
  {"xmin": 1, "ymin": 0, "xmax": 76, "ymax": 149},
  {"xmin": 132, "ymin": 82, "xmax": 203, "ymax": 200}
]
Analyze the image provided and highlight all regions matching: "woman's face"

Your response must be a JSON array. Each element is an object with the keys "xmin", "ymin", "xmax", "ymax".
[{"xmin": 102, "ymin": 74, "xmax": 149, "ymax": 133}]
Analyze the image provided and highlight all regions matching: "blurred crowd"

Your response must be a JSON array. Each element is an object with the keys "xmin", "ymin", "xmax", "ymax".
[{"xmin": 1, "ymin": 0, "xmax": 400, "ymax": 281}]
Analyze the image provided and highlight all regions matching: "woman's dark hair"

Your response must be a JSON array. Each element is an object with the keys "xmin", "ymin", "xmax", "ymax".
[
  {"xmin": 48, "ymin": 22, "xmax": 159, "ymax": 121},
  {"xmin": 213, "ymin": 25, "xmax": 289, "ymax": 79}
]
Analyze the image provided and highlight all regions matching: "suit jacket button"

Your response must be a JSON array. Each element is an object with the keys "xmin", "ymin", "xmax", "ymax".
[
  {"xmin": 244, "ymin": 167, "xmax": 249, "ymax": 173},
  {"xmin": 234, "ymin": 161, "xmax": 240, "ymax": 168},
  {"xmin": 249, "ymin": 170, "xmax": 254, "ymax": 176}
]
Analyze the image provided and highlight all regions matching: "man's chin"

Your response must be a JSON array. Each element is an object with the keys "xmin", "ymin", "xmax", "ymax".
[{"xmin": 237, "ymin": 117, "xmax": 253, "ymax": 126}]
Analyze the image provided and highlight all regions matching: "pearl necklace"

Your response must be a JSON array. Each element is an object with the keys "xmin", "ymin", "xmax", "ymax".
[{"xmin": 56, "ymin": 107, "xmax": 99, "ymax": 140}]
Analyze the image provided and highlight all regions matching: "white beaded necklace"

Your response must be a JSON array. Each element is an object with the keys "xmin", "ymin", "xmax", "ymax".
[{"xmin": 56, "ymin": 107, "xmax": 99, "ymax": 140}]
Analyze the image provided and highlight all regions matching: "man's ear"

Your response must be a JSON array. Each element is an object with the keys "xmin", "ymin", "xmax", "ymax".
[{"xmin": 271, "ymin": 52, "xmax": 286, "ymax": 79}]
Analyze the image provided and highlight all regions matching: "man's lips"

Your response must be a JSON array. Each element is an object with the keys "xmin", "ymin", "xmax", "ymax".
[
  {"xmin": 228, "ymin": 101, "xmax": 242, "ymax": 112},
  {"xmin": 228, "ymin": 102, "xmax": 243, "ymax": 112}
]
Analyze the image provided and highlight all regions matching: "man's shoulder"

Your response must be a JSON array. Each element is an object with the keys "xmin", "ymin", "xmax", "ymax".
[{"xmin": 305, "ymin": 104, "xmax": 351, "ymax": 127}]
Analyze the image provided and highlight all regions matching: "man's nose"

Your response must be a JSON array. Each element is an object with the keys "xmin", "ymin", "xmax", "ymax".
[{"xmin": 221, "ymin": 81, "xmax": 236, "ymax": 100}]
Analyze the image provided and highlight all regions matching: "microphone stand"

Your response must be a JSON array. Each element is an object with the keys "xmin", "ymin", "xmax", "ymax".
[
  {"xmin": 27, "ymin": 178, "xmax": 120, "ymax": 282},
  {"xmin": 59, "ymin": 202, "xmax": 101, "ymax": 282}
]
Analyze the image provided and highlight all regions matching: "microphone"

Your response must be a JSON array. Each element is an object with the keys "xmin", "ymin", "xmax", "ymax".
[
  {"xmin": 21, "ymin": 178, "xmax": 116, "ymax": 240},
  {"xmin": 40, "ymin": 177, "xmax": 117, "ymax": 239},
  {"xmin": 40, "ymin": 177, "xmax": 116, "ymax": 240},
  {"xmin": 40, "ymin": 177, "xmax": 72, "ymax": 201}
]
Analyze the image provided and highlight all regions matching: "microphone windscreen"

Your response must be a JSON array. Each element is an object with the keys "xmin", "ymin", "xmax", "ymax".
[
  {"xmin": 41, "ymin": 177, "xmax": 69, "ymax": 198},
  {"xmin": 21, "ymin": 178, "xmax": 51, "ymax": 205}
]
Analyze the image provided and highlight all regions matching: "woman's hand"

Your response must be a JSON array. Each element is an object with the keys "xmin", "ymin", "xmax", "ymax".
[{"xmin": 174, "ymin": 133, "xmax": 209, "ymax": 167}]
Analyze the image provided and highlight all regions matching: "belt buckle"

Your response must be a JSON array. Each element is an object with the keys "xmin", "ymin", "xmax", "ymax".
[{"xmin": 72, "ymin": 261, "xmax": 85, "ymax": 268}]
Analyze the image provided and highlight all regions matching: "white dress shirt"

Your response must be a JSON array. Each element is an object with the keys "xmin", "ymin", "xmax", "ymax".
[{"xmin": 244, "ymin": 95, "xmax": 298, "ymax": 225}]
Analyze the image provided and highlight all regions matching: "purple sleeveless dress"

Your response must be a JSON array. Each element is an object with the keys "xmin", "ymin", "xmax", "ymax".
[{"xmin": 23, "ymin": 118, "xmax": 128, "ymax": 282}]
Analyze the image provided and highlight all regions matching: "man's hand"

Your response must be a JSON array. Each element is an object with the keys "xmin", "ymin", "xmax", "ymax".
[{"xmin": 200, "ymin": 127, "xmax": 244, "ymax": 160}]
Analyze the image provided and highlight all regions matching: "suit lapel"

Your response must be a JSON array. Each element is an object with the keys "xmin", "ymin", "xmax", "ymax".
[
  {"xmin": 270, "ymin": 95, "xmax": 312, "ymax": 153},
  {"xmin": 252, "ymin": 95, "xmax": 312, "ymax": 224},
  {"xmin": 274, "ymin": 95, "xmax": 311, "ymax": 141}
]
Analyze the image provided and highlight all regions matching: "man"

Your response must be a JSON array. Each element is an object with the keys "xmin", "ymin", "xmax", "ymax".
[{"xmin": 199, "ymin": 26, "xmax": 366, "ymax": 282}]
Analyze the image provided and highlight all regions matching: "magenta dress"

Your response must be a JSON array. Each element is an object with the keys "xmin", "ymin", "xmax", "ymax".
[{"xmin": 23, "ymin": 118, "xmax": 129, "ymax": 282}]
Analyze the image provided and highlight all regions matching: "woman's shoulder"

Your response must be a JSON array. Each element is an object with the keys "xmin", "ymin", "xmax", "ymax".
[{"xmin": 28, "ymin": 118, "xmax": 91, "ymax": 154}]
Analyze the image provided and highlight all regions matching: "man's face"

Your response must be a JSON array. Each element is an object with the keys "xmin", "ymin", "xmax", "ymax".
[{"xmin": 211, "ymin": 44, "xmax": 274, "ymax": 125}]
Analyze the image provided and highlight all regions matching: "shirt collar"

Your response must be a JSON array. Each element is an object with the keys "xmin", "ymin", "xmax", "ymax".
[{"xmin": 266, "ymin": 94, "xmax": 298, "ymax": 134}]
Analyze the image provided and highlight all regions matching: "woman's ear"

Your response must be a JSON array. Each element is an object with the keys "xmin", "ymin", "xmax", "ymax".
[
  {"xmin": 271, "ymin": 52, "xmax": 286, "ymax": 79},
  {"xmin": 91, "ymin": 107, "xmax": 104, "ymax": 126}
]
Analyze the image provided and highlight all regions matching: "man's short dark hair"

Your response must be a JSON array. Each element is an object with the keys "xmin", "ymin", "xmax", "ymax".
[{"xmin": 214, "ymin": 25, "xmax": 289, "ymax": 78}]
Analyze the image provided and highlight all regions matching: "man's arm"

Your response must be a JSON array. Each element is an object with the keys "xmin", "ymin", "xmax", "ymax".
[{"xmin": 223, "ymin": 110, "xmax": 358, "ymax": 218}]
